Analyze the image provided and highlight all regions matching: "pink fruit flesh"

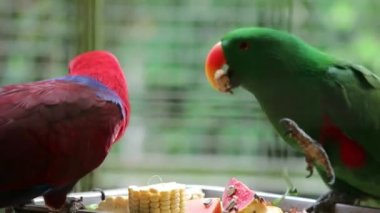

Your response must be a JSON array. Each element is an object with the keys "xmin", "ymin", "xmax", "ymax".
[{"xmin": 221, "ymin": 178, "xmax": 255, "ymax": 210}]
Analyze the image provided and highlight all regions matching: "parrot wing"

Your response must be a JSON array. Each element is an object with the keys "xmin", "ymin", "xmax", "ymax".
[
  {"xmin": 0, "ymin": 75, "xmax": 125, "ymax": 207},
  {"xmin": 322, "ymin": 63, "xmax": 380, "ymax": 164}
]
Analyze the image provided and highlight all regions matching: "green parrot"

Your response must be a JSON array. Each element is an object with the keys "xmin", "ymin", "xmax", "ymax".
[{"xmin": 204, "ymin": 27, "xmax": 380, "ymax": 212}]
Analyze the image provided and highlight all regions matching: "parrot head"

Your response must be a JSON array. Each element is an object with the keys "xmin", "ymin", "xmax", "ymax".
[
  {"xmin": 204, "ymin": 27, "xmax": 332, "ymax": 93},
  {"xmin": 69, "ymin": 50, "xmax": 130, "ymax": 110}
]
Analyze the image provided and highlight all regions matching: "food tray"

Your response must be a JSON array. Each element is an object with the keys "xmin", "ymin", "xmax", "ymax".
[{"xmin": 12, "ymin": 185, "xmax": 380, "ymax": 213}]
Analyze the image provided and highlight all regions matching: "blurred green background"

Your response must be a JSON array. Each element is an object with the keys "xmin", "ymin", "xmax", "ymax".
[{"xmin": 1, "ymin": 0, "xmax": 379, "ymax": 199}]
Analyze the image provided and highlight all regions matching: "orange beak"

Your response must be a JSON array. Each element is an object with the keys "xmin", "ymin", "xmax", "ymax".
[{"xmin": 204, "ymin": 42, "xmax": 230, "ymax": 92}]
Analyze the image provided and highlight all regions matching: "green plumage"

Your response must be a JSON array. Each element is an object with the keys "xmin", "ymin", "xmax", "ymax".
[{"xmin": 221, "ymin": 28, "xmax": 380, "ymax": 200}]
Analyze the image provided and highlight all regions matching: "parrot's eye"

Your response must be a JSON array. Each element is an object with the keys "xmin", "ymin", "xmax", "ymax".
[{"xmin": 239, "ymin": 41, "xmax": 249, "ymax": 50}]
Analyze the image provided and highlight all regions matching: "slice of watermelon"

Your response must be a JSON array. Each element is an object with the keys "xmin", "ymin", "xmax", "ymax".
[
  {"xmin": 221, "ymin": 178, "xmax": 283, "ymax": 213},
  {"xmin": 185, "ymin": 198, "xmax": 222, "ymax": 213},
  {"xmin": 222, "ymin": 177, "xmax": 255, "ymax": 212}
]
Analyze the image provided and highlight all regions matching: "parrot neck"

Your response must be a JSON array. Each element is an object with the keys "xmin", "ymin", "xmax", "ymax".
[
  {"xmin": 75, "ymin": 70, "xmax": 130, "ymax": 137},
  {"xmin": 72, "ymin": 71, "xmax": 130, "ymax": 142}
]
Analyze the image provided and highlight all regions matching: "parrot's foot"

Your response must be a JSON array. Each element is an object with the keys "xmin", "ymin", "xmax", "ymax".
[
  {"xmin": 50, "ymin": 197, "xmax": 85, "ymax": 213},
  {"xmin": 64, "ymin": 197, "xmax": 85, "ymax": 213},
  {"xmin": 306, "ymin": 190, "xmax": 359, "ymax": 213},
  {"xmin": 279, "ymin": 118, "xmax": 335, "ymax": 185}
]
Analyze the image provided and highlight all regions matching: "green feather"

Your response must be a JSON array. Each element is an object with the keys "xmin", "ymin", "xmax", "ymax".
[{"xmin": 221, "ymin": 27, "xmax": 380, "ymax": 199}]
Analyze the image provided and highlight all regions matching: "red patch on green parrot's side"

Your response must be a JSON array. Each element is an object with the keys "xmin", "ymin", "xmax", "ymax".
[{"xmin": 320, "ymin": 115, "xmax": 366, "ymax": 169}]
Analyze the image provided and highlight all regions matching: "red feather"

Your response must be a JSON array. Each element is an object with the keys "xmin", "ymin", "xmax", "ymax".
[
  {"xmin": 320, "ymin": 115, "xmax": 366, "ymax": 169},
  {"xmin": 0, "ymin": 51, "xmax": 129, "ymax": 209}
]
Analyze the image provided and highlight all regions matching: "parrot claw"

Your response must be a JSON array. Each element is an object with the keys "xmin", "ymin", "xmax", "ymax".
[
  {"xmin": 305, "ymin": 156, "xmax": 314, "ymax": 178},
  {"xmin": 306, "ymin": 190, "xmax": 359, "ymax": 213},
  {"xmin": 91, "ymin": 188, "xmax": 106, "ymax": 201},
  {"xmin": 305, "ymin": 164, "xmax": 313, "ymax": 178},
  {"xmin": 279, "ymin": 118, "xmax": 335, "ymax": 185},
  {"xmin": 53, "ymin": 197, "xmax": 85, "ymax": 213}
]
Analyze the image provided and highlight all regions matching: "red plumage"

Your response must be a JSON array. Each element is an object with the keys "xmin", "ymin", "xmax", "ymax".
[
  {"xmin": 320, "ymin": 115, "xmax": 366, "ymax": 169},
  {"xmin": 0, "ymin": 51, "xmax": 130, "ymax": 209}
]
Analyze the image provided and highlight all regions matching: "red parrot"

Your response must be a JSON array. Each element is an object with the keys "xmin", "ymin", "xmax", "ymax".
[{"xmin": 0, "ymin": 51, "xmax": 130, "ymax": 210}]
